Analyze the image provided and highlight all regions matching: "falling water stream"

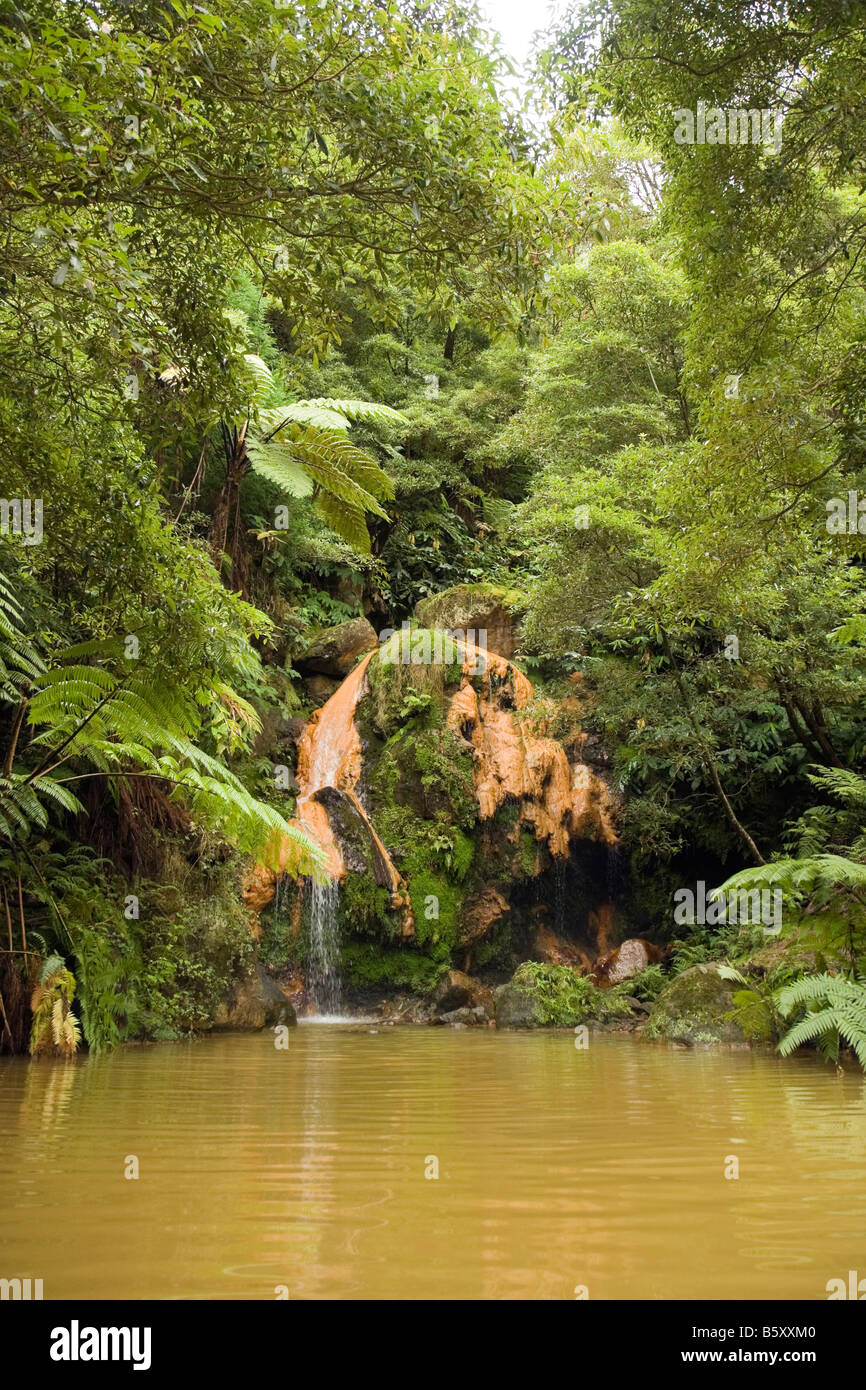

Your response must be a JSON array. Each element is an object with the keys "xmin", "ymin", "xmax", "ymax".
[{"xmin": 307, "ymin": 878, "xmax": 343, "ymax": 1017}]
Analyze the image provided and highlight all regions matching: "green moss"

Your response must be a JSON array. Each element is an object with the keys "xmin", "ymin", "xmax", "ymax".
[
  {"xmin": 448, "ymin": 827, "xmax": 475, "ymax": 882},
  {"xmin": 68, "ymin": 855, "xmax": 255, "ymax": 1048},
  {"xmin": 407, "ymin": 868, "xmax": 465, "ymax": 948},
  {"xmin": 644, "ymin": 964, "xmax": 748, "ymax": 1044},
  {"xmin": 495, "ymin": 963, "xmax": 635, "ymax": 1028},
  {"xmin": 510, "ymin": 962, "xmax": 634, "ymax": 1026},
  {"xmin": 340, "ymin": 871, "xmax": 394, "ymax": 939},
  {"xmin": 258, "ymin": 899, "xmax": 304, "ymax": 970},
  {"xmin": 369, "ymin": 727, "xmax": 472, "ymax": 824},
  {"xmin": 493, "ymin": 799, "xmax": 520, "ymax": 829},
  {"xmin": 518, "ymin": 829, "xmax": 539, "ymax": 877},
  {"xmin": 472, "ymin": 914, "xmax": 517, "ymax": 972},
  {"xmin": 414, "ymin": 583, "xmax": 526, "ymax": 630},
  {"xmin": 343, "ymin": 943, "xmax": 444, "ymax": 990},
  {"xmin": 366, "ymin": 631, "xmax": 462, "ymax": 736}
]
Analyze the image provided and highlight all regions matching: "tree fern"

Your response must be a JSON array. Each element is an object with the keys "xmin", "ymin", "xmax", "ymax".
[
  {"xmin": 223, "ymin": 307, "xmax": 407, "ymax": 554},
  {"xmin": 4, "ymin": 654, "xmax": 324, "ymax": 877},
  {"xmin": 0, "ymin": 554, "xmax": 45, "ymax": 721},
  {"xmin": 246, "ymin": 399, "xmax": 406, "ymax": 553},
  {"xmin": 776, "ymin": 973, "xmax": 866, "ymax": 1068}
]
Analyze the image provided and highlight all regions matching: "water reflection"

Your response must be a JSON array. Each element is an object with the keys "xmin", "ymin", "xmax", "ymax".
[{"xmin": 0, "ymin": 1030, "xmax": 864, "ymax": 1299}]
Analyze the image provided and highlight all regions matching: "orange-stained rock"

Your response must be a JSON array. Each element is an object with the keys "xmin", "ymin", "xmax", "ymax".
[
  {"xmin": 298, "ymin": 615, "xmax": 378, "ymax": 677},
  {"xmin": 532, "ymin": 924, "xmax": 595, "ymax": 973},
  {"xmin": 244, "ymin": 650, "xmax": 413, "ymax": 935},
  {"xmin": 243, "ymin": 632, "xmax": 617, "ymax": 949},
  {"xmin": 572, "ymin": 764, "xmax": 618, "ymax": 844},
  {"xmin": 457, "ymin": 885, "xmax": 509, "ymax": 947},
  {"xmin": 593, "ymin": 937, "xmax": 663, "ymax": 987},
  {"xmin": 446, "ymin": 637, "xmax": 618, "ymax": 859},
  {"xmin": 588, "ymin": 902, "xmax": 619, "ymax": 959},
  {"xmin": 242, "ymin": 863, "xmax": 277, "ymax": 915}
]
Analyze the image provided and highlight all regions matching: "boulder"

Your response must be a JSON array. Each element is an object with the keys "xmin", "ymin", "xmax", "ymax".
[
  {"xmin": 414, "ymin": 583, "xmax": 525, "ymax": 659},
  {"xmin": 594, "ymin": 937, "xmax": 662, "ymax": 988},
  {"xmin": 298, "ymin": 616, "xmax": 378, "ymax": 677},
  {"xmin": 644, "ymin": 963, "xmax": 746, "ymax": 1046},
  {"xmin": 242, "ymin": 863, "xmax": 277, "ymax": 916},
  {"xmin": 439, "ymin": 1006, "xmax": 487, "ymax": 1027},
  {"xmin": 212, "ymin": 964, "xmax": 297, "ymax": 1032},
  {"xmin": 532, "ymin": 924, "xmax": 594, "ymax": 972},
  {"xmin": 434, "ymin": 969, "xmax": 473, "ymax": 1012},
  {"xmin": 303, "ymin": 674, "xmax": 341, "ymax": 703},
  {"xmin": 494, "ymin": 979, "xmax": 538, "ymax": 1029},
  {"xmin": 457, "ymin": 886, "xmax": 509, "ymax": 948},
  {"xmin": 434, "ymin": 969, "xmax": 494, "ymax": 1018}
]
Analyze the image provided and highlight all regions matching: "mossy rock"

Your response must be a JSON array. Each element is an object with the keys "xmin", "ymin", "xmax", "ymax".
[
  {"xmin": 493, "ymin": 978, "xmax": 539, "ymax": 1029},
  {"xmin": 494, "ymin": 962, "xmax": 634, "ymax": 1029},
  {"xmin": 743, "ymin": 921, "xmax": 851, "ymax": 981},
  {"xmin": 644, "ymin": 963, "xmax": 747, "ymax": 1045},
  {"xmin": 366, "ymin": 633, "xmax": 462, "ymax": 736},
  {"xmin": 414, "ymin": 583, "xmax": 526, "ymax": 658},
  {"xmin": 297, "ymin": 616, "xmax": 377, "ymax": 676}
]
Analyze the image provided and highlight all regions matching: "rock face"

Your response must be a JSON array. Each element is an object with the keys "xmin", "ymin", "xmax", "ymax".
[
  {"xmin": 212, "ymin": 965, "xmax": 297, "ymax": 1032},
  {"xmin": 414, "ymin": 583, "xmax": 525, "ymax": 659},
  {"xmin": 644, "ymin": 964, "xmax": 746, "ymax": 1045},
  {"xmin": 298, "ymin": 616, "xmax": 378, "ymax": 677},
  {"xmin": 457, "ymin": 886, "xmax": 509, "ymax": 948},
  {"xmin": 444, "ymin": 639, "xmax": 618, "ymax": 857},
  {"xmin": 494, "ymin": 978, "xmax": 538, "ymax": 1029},
  {"xmin": 594, "ymin": 937, "xmax": 662, "ymax": 987},
  {"xmin": 434, "ymin": 969, "xmax": 494, "ymax": 1018},
  {"xmin": 243, "ymin": 608, "xmax": 622, "ymax": 1002}
]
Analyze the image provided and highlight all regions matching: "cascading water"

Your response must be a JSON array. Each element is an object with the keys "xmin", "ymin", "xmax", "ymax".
[
  {"xmin": 307, "ymin": 878, "xmax": 343, "ymax": 1017},
  {"xmin": 241, "ymin": 632, "xmax": 620, "ymax": 1004}
]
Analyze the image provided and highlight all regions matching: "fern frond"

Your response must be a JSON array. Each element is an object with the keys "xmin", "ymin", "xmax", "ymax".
[{"xmin": 301, "ymin": 397, "xmax": 408, "ymax": 429}]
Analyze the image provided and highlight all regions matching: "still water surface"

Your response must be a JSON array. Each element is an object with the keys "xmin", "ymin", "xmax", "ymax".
[{"xmin": 1, "ymin": 1026, "xmax": 865, "ymax": 1300}]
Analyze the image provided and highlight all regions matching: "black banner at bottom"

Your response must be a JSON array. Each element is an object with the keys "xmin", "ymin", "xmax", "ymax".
[{"xmin": 3, "ymin": 1298, "xmax": 858, "ymax": 1377}]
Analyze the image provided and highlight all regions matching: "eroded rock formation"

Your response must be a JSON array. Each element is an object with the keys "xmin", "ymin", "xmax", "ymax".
[
  {"xmin": 245, "ymin": 622, "xmax": 624, "ymax": 991},
  {"xmin": 445, "ymin": 639, "xmax": 617, "ymax": 857}
]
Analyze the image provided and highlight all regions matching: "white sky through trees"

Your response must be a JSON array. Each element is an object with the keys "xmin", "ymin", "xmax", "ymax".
[{"xmin": 476, "ymin": 0, "xmax": 563, "ymax": 104}]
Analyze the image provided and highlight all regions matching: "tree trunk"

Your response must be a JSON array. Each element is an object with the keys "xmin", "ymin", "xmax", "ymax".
[{"xmin": 209, "ymin": 422, "xmax": 250, "ymax": 592}]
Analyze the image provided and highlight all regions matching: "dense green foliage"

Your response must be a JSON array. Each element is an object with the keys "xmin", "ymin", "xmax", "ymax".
[{"xmin": 4, "ymin": 0, "xmax": 866, "ymax": 1065}]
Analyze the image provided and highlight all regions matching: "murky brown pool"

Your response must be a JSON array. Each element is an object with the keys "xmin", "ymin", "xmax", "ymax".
[{"xmin": 1, "ymin": 1027, "xmax": 864, "ymax": 1299}]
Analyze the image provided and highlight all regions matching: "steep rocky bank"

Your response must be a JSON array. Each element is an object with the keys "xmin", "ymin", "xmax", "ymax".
[{"xmin": 245, "ymin": 602, "xmax": 632, "ymax": 1016}]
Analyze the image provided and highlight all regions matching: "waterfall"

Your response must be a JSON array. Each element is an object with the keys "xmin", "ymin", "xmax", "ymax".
[{"xmin": 307, "ymin": 878, "xmax": 343, "ymax": 1017}]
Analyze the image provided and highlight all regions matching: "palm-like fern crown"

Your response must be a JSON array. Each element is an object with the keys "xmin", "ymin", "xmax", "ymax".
[
  {"xmin": 240, "ymin": 352, "xmax": 407, "ymax": 553},
  {"xmin": 0, "ymin": 578, "xmax": 323, "ymax": 875}
]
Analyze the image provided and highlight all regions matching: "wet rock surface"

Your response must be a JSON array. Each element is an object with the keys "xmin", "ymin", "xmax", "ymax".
[
  {"xmin": 212, "ymin": 964, "xmax": 297, "ymax": 1032},
  {"xmin": 644, "ymin": 964, "xmax": 747, "ymax": 1045},
  {"xmin": 594, "ymin": 937, "xmax": 663, "ymax": 987},
  {"xmin": 298, "ymin": 616, "xmax": 378, "ymax": 677}
]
